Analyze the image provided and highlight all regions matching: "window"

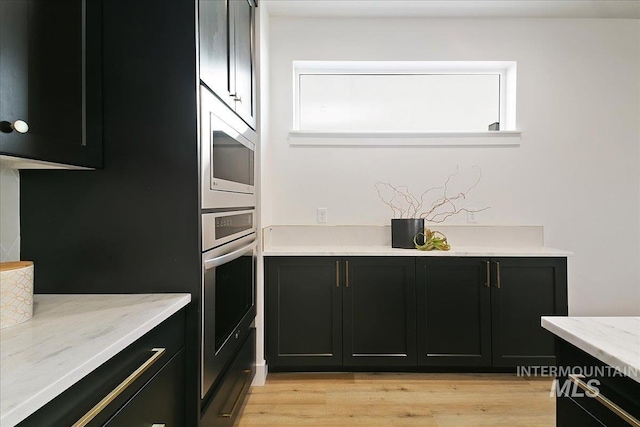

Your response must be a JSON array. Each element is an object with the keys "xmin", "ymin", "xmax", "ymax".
[{"xmin": 293, "ymin": 61, "xmax": 517, "ymax": 135}]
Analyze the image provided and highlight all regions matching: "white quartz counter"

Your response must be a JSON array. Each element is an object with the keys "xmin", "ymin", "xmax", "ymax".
[
  {"xmin": 263, "ymin": 245, "xmax": 571, "ymax": 257},
  {"xmin": 262, "ymin": 225, "xmax": 572, "ymax": 257},
  {"xmin": 541, "ymin": 317, "xmax": 640, "ymax": 383},
  {"xmin": 0, "ymin": 293, "xmax": 191, "ymax": 427}
]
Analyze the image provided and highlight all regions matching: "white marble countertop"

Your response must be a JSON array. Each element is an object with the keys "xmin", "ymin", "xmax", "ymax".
[
  {"xmin": 0, "ymin": 293, "xmax": 191, "ymax": 427},
  {"xmin": 263, "ymin": 245, "xmax": 571, "ymax": 257},
  {"xmin": 541, "ymin": 317, "xmax": 640, "ymax": 383},
  {"xmin": 262, "ymin": 225, "xmax": 572, "ymax": 257}
]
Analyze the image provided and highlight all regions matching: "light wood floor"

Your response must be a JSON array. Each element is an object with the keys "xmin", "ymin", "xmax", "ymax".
[{"xmin": 236, "ymin": 372, "xmax": 555, "ymax": 427}]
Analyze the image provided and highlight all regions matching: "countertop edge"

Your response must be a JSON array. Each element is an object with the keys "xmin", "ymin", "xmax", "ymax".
[
  {"xmin": 1, "ymin": 294, "xmax": 191, "ymax": 427},
  {"xmin": 262, "ymin": 247, "xmax": 573, "ymax": 257},
  {"xmin": 541, "ymin": 317, "xmax": 640, "ymax": 384}
]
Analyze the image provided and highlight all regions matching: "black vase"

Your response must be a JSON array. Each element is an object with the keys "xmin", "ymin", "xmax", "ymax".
[{"xmin": 391, "ymin": 218, "xmax": 425, "ymax": 249}]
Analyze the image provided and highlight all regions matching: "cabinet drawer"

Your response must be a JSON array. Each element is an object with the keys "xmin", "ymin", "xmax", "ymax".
[
  {"xmin": 104, "ymin": 348, "xmax": 185, "ymax": 427},
  {"xmin": 201, "ymin": 328, "xmax": 256, "ymax": 427},
  {"xmin": 556, "ymin": 339, "xmax": 640, "ymax": 427},
  {"xmin": 19, "ymin": 310, "xmax": 186, "ymax": 427}
]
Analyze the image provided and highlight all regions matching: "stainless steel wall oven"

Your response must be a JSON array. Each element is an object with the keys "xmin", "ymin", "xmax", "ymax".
[{"xmin": 201, "ymin": 210, "xmax": 256, "ymax": 401}]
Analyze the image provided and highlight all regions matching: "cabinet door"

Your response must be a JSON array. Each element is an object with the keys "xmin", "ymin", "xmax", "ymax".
[
  {"xmin": 0, "ymin": 0, "xmax": 102, "ymax": 168},
  {"xmin": 491, "ymin": 257, "xmax": 568, "ymax": 367},
  {"xmin": 231, "ymin": 0, "xmax": 256, "ymax": 129},
  {"xmin": 416, "ymin": 257, "xmax": 492, "ymax": 366},
  {"xmin": 265, "ymin": 257, "xmax": 342, "ymax": 367},
  {"xmin": 199, "ymin": 0, "xmax": 233, "ymax": 109},
  {"xmin": 104, "ymin": 349, "xmax": 185, "ymax": 427},
  {"xmin": 343, "ymin": 257, "xmax": 416, "ymax": 366}
]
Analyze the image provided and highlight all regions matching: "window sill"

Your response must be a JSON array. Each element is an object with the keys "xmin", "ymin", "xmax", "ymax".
[{"xmin": 288, "ymin": 130, "xmax": 522, "ymax": 147}]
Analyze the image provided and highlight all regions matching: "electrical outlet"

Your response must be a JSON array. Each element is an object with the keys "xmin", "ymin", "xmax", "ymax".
[
  {"xmin": 317, "ymin": 208, "xmax": 328, "ymax": 224},
  {"xmin": 467, "ymin": 209, "xmax": 478, "ymax": 223}
]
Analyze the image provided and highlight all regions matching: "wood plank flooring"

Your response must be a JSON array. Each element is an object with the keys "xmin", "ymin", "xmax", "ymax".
[{"xmin": 236, "ymin": 373, "xmax": 555, "ymax": 426}]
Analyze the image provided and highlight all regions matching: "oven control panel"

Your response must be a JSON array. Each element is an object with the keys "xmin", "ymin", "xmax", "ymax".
[
  {"xmin": 202, "ymin": 210, "xmax": 256, "ymax": 252},
  {"xmin": 215, "ymin": 213, "xmax": 253, "ymax": 239}
]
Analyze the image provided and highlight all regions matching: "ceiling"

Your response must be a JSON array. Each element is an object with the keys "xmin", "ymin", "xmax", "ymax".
[{"xmin": 263, "ymin": 0, "xmax": 640, "ymax": 19}]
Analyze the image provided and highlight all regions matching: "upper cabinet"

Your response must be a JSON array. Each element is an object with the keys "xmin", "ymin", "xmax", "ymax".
[
  {"xmin": 0, "ymin": 0, "xmax": 103, "ymax": 169},
  {"xmin": 200, "ymin": 0, "xmax": 257, "ymax": 130}
]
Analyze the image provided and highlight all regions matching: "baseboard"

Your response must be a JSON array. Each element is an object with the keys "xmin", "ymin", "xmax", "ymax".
[{"xmin": 252, "ymin": 361, "xmax": 268, "ymax": 386}]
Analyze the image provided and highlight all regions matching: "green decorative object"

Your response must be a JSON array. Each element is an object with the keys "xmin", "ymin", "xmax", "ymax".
[{"xmin": 414, "ymin": 228, "xmax": 451, "ymax": 251}]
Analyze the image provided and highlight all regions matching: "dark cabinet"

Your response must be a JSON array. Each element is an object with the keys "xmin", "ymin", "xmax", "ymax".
[
  {"xmin": 104, "ymin": 349, "xmax": 186, "ymax": 427},
  {"xmin": 0, "ymin": 0, "xmax": 102, "ymax": 168},
  {"xmin": 416, "ymin": 257, "xmax": 492, "ymax": 366},
  {"xmin": 555, "ymin": 339, "xmax": 640, "ymax": 427},
  {"xmin": 19, "ymin": 310, "xmax": 186, "ymax": 427},
  {"xmin": 265, "ymin": 257, "xmax": 415, "ymax": 369},
  {"xmin": 490, "ymin": 257, "xmax": 567, "ymax": 367},
  {"xmin": 266, "ymin": 257, "xmax": 343, "ymax": 367},
  {"xmin": 199, "ymin": 0, "xmax": 257, "ymax": 129},
  {"xmin": 416, "ymin": 257, "xmax": 567, "ymax": 368},
  {"xmin": 343, "ymin": 257, "xmax": 416, "ymax": 366}
]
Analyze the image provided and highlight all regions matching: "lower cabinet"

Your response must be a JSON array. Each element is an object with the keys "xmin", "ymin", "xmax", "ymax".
[
  {"xmin": 416, "ymin": 257, "xmax": 567, "ymax": 368},
  {"xmin": 200, "ymin": 328, "xmax": 256, "ymax": 427},
  {"xmin": 266, "ymin": 256, "xmax": 568, "ymax": 371},
  {"xmin": 19, "ymin": 310, "xmax": 186, "ymax": 426},
  {"xmin": 555, "ymin": 339, "xmax": 640, "ymax": 427},
  {"xmin": 416, "ymin": 257, "xmax": 492, "ymax": 366},
  {"xmin": 265, "ymin": 257, "xmax": 416, "ymax": 369}
]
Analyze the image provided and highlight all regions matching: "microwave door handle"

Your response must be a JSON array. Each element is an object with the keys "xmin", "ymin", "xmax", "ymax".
[{"xmin": 204, "ymin": 242, "xmax": 257, "ymax": 270}]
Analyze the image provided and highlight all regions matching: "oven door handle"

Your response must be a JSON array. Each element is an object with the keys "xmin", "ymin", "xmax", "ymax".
[{"xmin": 204, "ymin": 241, "xmax": 257, "ymax": 270}]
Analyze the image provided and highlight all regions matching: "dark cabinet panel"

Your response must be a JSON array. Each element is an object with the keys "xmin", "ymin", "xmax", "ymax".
[
  {"xmin": 555, "ymin": 339, "xmax": 640, "ymax": 427},
  {"xmin": 199, "ymin": 0, "xmax": 231, "ymax": 106},
  {"xmin": 104, "ymin": 349, "xmax": 186, "ymax": 427},
  {"xmin": 343, "ymin": 257, "xmax": 416, "ymax": 366},
  {"xmin": 0, "ymin": 0, "xmax": 102, "ymax": 168},
  {"xmin": 557, "ymin": 397, "xmax": 606, "ymax": 427},
  {"xmin": 266, "ymin": 257, "xmax": 342, "ymax": 367},
  {"xmin": 199, "ymin": 0, "xmax": 256, "ymax": 129},
  {"xmin": 231, "ymin": 0, "xmax": 255, "ymax": 127},
  {"xmin": 19, "ymin": 310, "xmax": 186, "ymax": 427},
  {"xmin": 201, "ymin": 328, "xmax": 256, "ymax": 427},
  {"xmin": 416, "ymin": 258, "xmax": 492, "ymax": 366},
  {"xmin": 491, "ymin": 258, "xmax": 567, "ymax": 367}
]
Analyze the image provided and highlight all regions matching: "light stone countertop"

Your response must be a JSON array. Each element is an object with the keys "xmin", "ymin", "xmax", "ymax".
[
  {"xmin": 262, "ymin": 225, "xmax": 572, "ymax": 257},
  {"xmin": 262, "ymin": 245, "xmax": 572, "ymax": 257},
  {"xmin": 541, "ymin": 317, "xmax": 640, "ymax": 383},
  {"xmin": 0, "ymin": 293, "xmax": 191, "ymax": 427}
]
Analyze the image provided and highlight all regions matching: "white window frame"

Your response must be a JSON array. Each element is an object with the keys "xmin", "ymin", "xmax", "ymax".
[{"xmin": 291, "ymin": 61, "xmax": 520, "ymax": 146}]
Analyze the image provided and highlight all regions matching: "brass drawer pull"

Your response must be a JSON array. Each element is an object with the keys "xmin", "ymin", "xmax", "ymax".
[
  {"xmin": 569, "ymin": 374, "xmax": 640, "ymax": 427},
  {"xmin": 345, "ymin": 261, "xmax": 349, "ymax": 288},
  {"xmin": 336, "ymin": 260, "xmax": 340, "ymax": 288},
  {"xmin": 72, "ymin": 348, "xmax": 166, "ymax": 427},
  {"xmin": 494, "ymin": 261, "xmax": 501, "ymax": 288},
  {"xmin": 484, "ymin": 261, "xmax": 490, "ymax": 288},
  {"xmin": 221, "ymin": 369, "xmax": 252, "ymax": 418}
]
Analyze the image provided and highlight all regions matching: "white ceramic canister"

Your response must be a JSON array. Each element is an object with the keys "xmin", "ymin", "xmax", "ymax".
[{"xmin": 0, "ymin": 261, "xmax": 34, "ymax": 329}]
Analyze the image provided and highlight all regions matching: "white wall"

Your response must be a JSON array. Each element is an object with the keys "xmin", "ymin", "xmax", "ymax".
[
  {"xmin": 263, "ymin": 17, "xmax": 640, "ymax": 315},
  {"xmin": 0, "ymin": 165, "xmax": 20, "ymax": 262}
]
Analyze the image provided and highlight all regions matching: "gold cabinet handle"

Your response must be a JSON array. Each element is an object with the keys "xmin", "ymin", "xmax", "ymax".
[
  {"xmin": 72, "ymin": 348, "xmax": 166, "ymax": 427},
  {"xmin": 345, "ymin": 261, "xmax": 349, "ymax": 288},
  {"xmin": 484, "ymin": 261, "xmax": 490, "ymax": 288},
  {"xmin": 151, "ymin": 425, "xmax": 166, "ymax": 427},
  {"xmin": 221, "ymin": 369, "xmax": 252, "ymax": 418},
  {"xmin": 336, "ymin": 260, "xmax": 340, "ymax": 287},
  {"xmin": 569, "ymin": 374, "xmax": 640, "ymax": 427},
  {"xmin": 494, "ymin": 261, "xmax": 501, "ymax": 288}
]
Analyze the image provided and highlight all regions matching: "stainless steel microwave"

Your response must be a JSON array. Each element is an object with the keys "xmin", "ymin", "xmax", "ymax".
[{"xmin": 200, "ymin": 86, "xmax": 257, "ymax": 210}]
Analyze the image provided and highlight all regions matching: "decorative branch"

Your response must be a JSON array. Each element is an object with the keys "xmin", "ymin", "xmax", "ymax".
[{"xmin": 374, "ymin": 166, "xmax": 491, "ymax": 223}]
